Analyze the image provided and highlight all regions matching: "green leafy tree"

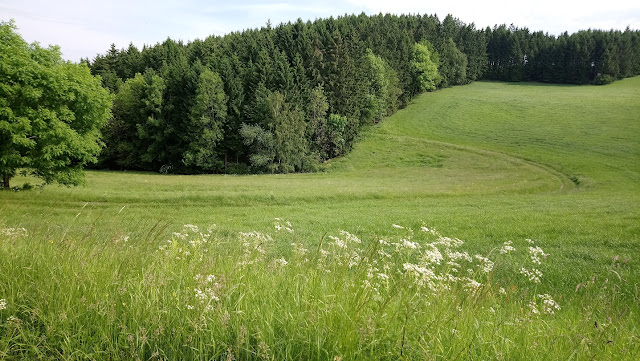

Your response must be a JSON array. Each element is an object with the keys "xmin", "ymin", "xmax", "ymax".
[
  {"xmin": 0, "ymin": 21, "xmax": 112, "ymax": 188},
  {"xmin": 411, "ymin": 41, "xmax": 441, "ymax": 93},
  {"xmin": 307, "ymin": 85, "xmax": 330, "ymax": 160},
  {"xmin": 362, "ymin": 49, "xmax": 390, "ymax": 124}
]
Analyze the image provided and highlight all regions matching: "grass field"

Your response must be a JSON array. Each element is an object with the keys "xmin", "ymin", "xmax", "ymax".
[{"xmin": 1, "ymin": 78, "xmax": 639, "ymax": 359}]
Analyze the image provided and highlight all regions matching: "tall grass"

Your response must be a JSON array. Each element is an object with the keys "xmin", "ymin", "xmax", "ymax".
[{"xmin": 1, "ymin": 221, "xmax": 637, "ymax": 360}]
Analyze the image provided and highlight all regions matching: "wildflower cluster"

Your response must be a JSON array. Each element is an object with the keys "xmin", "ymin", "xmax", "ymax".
[
  {"xmin": 529, "ymin": 294, "xmax": 561, "ymax": 315},
  {"xmin": 237, "ymin": 231, "xmax": 273, "ymax": 268},
  {"xmin": 327, "ymin": 230, "xmax": 363, "ymax": 269},
  {"xmin": 395, "ymin": 225, "xmax": 490, "ymax": 293},
  {"xmin": 518, "ymin": 240, "xmax": 548, "ymax": 284},
  {"xmin": 0, "ymin": 298, "xmax": 6, "ymax": 310},
  {"xmin": 158, "ymin": 224, "xmax": 214, "ymax": 260},
  {"xmin": 190, "ymin": 274, "xmax": 222, "ymax": 312},
  {"xmin": 274, "ymin": 218, "xmax": 294, "ymax": 233},
  {"xmin": 519, "ymin": 267, "xmax": 543, "ymax": 283},
  {"xmin": 161, "ymin": 222, "xmax": 561, "ymax": 329},
  {"xmin": 528, "ymin": 245, "xmax": 548, "ymax": 265},
  {"xmin": 500, "ymin": 241, "xmax": 516, "ymax": 254},
  {"xmin": 0, "ymin": 227, "xmax": 28, "ymax": 239}
]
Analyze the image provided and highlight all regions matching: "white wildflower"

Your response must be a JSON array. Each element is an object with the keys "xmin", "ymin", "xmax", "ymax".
[
  {"xmin": 205, "ymin": 274, "xmax": 216, "ymax": 283},
  {"xmin": 378, "ymin": 239, "xmax": 389, "ymax": 246},
  {"xmin": 499, "ymin": 287, "xmax": 506, "ymax": 295},
  {"xmin": 400, "ymin": 239, "xmax": 420, "ymax": 250},
  {"xmin": 529, "ymin": 301, "xmax": 540, "ymax": 314},
  {"xmin": 0, "ymin": 227, "xmax": 28, "ymax": 238},
  {"xmin": 274, "ymin": 219, "xmax": 294, "ymax": 233},
  {"xmin": 0, "ymin": 299, "xmax": 6, "ymax": 310},
  {"xmin": 526, "ymin": 239, "xmax": 535, "ymax": 244},
  {"xmin": 275, "ymin": 257, "xmax": 288, "ymax": 267},
  {"xmin": 529, "ymin": 246, "xmax": 548, "ymax": 265},
  {"xmin": 446, "ymin": 250, "xmax": 473, "ymax": 262},
  {"xmin": 520, "ymin": 267, "xmax": 543, "ymax": 283},
  {"xmin": 183, "ymin": 224, "xmax": 199, "ymax": 233},
  {"xmin": 377, "ymin": 249, "xmax": 392, "ymax": 258},
  {"xmin": 347, "ymin": 252, "xmax": 361, "ymax": 268},
  {"xmin": 403, "ymin": 263, "xmax": 436, "ymax": 289},
  {"xmin": 421, "ymin": 225, "xmax": 440, "ymax": 236},
  {"xmin": 465, "ymin": 279, "xmax": 482, "ymax": 291},
  {"xmin": 474, "ymin": 255, "xmax": 494, "ymax": 273},
  {"xmin": 339, "ymin": 230, "xmax": 361, "ymax": 244},
  {"xmin": 436, "ymin": 236, "xmax": 464, "ymax": 249},
  {"xmin": 377, "ymin": 273, "xmax": 390, "ymax": 281},
  {"xmin": 194, "ymin": 287, "xmax": 220, "ymax": 303},
  {"xmin": 446, "ymin": 261, "xmax": 461, "ymax": 268},
  {"xmin": 329, "ymin": 236, "xmax": 347, "ymax": 249},
  {"xmin": 422, "ymin": 245, "xmax": 443, "ymax": 265},
  {"xmin": 172, "ymin": 232, "xmax": 187, "ymax": 240},
  {"xmin": 500, "ymin": 241, "xmax": 516, "ymax": 254},
  {"xmin": 6, "ymin": 316, "xmax": 21, "ymax": 325},
  {"xmin": 538, "ymin": 294, "xmax": 561, "ymax": 314},
  {"xmin": 291, "ymin": 243, "xmax": 310, "ymax": 262}
]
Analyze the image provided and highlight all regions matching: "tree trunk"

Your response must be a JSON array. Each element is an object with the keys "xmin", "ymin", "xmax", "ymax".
[{"xmin": 2, "ymin": 174, "xmax": 9, "ymax": 189}]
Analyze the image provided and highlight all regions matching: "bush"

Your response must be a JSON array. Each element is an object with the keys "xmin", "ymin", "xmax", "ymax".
[{"xmin": 593, "ymin": 74, "xmax": 616, "ymax": 85}]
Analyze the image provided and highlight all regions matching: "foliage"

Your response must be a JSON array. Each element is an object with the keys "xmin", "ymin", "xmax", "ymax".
[
  {"xmin": 439, "ymin": 38, "xmax": 468, "ymax": 86},
  {"xmin": 361, "ymin": 49, "xmax": 401, "ymax": 124},
  {"xmin": 486, "ymin": 25, "xmax": 640, "ymax": 83},
  {"xmin": 101, "ymin": 69, "xmax": 164, "ymax": 170},
  {"xmin": 183, "ymin": 69, "xmax": 227, "ymax": 171},
  {"xmin": 241, "ymin": 90, "xmax": 308, "ymax": 173},
  {"xmin": 593, "ymin": 74, "xmax": 616, "ymax": 85},
  {"xmin": 410, "ymin": 41, "xmax": 442, "ymax": 92},
  {"xmin": 0, "ymin": 21, "xmax": 112, "ymax": 188}
]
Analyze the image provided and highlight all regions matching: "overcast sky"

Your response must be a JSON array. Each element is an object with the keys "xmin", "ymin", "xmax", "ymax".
[{"xmin": 2, "ymin": 0, "xmax": 639, "ymax": 62}]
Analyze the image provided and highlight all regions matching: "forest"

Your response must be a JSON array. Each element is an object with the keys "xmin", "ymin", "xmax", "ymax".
[{"xmin": 87, "ymin": 13, "xmax": 640, "ymax": 175}]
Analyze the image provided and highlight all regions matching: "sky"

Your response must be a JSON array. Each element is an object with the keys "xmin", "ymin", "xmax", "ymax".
[{"xmin": 2, "ymin": 0, "xmax": 639, "ymax": 62}]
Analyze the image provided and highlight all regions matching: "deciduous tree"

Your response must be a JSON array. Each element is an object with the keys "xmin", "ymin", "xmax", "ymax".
[{"xmin": 0, "ymin": 21, "xmax": 112, "ymax": 188}]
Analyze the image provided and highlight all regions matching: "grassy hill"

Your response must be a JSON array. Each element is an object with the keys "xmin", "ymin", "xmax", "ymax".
[{"xmin": 1, "ymin": 79, "xmax": 639, "ymax": 359}]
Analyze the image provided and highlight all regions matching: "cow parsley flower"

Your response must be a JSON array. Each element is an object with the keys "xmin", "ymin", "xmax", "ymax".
[
  {"xmin": 538, "ymin": 294, "xmax": 561, "ymax": 314},
  {"xmin": 520, "ymin": 267, "xmax": 543, "ymax": 283},
  {"xmin": 499, "ymin": 241, "xmax": 516, "ymax": 254},
  {"xmin": 474, "ymin": 255, "xmax": 494, "ymax": 273},
  {"xmin": 422, "ymin": 245, "xmax": 443, "ymax": 265},
  {"xmin": 529, "ymin": 246, "xmax": 548, "ymax": 265}
]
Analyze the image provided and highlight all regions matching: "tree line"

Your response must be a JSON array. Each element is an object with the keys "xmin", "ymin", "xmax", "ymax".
[
  {"xmin": 87, "ymin": 14, "xmax": 640, "ymax": 175},
  {"xmin": 486, "ymin": 25, "xmax": 640, "ymax": 84},
  {"xmin": 86, "ymin": 14, "xmax": 487, "ymax": 174}
]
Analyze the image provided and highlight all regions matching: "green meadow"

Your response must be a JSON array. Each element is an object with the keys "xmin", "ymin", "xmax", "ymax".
[{"xmin": 1, "ymin": 78, "xmax": 639, "ymax": 359}]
